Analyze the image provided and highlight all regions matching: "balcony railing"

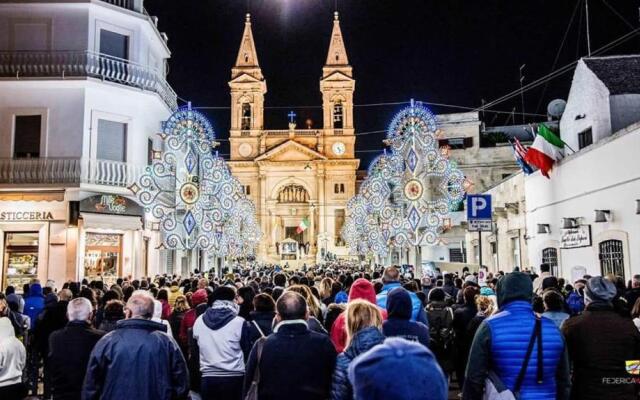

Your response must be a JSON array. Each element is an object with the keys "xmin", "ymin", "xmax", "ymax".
[
  {"xmin": 0, "ymin": 50, "xmax": 177, "ymax": 110},
  {"xmin": 0, "ymin": 158, "xmax": 146, "ymax": 188},
  {"xmin": 263, "ymin": 129, "xmax": 323, "ymax": 136}
]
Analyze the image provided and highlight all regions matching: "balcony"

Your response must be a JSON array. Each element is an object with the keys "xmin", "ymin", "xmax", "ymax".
[
  {"xmin": 264, "ymin": 129, "xmax": 323, "ymax": 137},
  {"xmin": 0, "ymin": 50, "xmax": 177, "ymax": 110},
  {"xmin": 0, "ymin": 158, "xmax": 146, "ymax": 188}
]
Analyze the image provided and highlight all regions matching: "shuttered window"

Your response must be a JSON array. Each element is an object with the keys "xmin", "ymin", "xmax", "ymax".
[{"xmin": 97, "ymin": 119, "xmax": 127, "ymax": 162}]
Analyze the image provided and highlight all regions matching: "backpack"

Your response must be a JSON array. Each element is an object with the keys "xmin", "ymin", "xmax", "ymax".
[
  {"xmin": 427, "ymin": 304, "xmax": 455, "ymax": 370},
  {"xmin": 566, "ymin": 291, "xmax": 585, "ymax": 316}
]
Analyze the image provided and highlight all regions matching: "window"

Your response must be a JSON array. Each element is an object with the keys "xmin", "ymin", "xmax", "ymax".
[
  {"xmin": 243, "ymin": 185, "xmax": 251, "ymax": 195},
  {"xmin": 13, "ymin": 115, "xmax": 42, "ymax": 158},
  {"xmin": 3, "ymin": 232, "xmax": 39, "ymax": 290},
  {"xmin": 578, "ymin": 128, "xmax": 593, "ymax": 149},
  {"xmin": 100, "ymin": 30, "xmax": 129, "ymax": 60},
  {"xmin": 511, "ymin": 237, "xmax": 521, "ymax": 269},
  {"xmin": 542, "ymin": 247, "xmax": 558, "ymax": 276},
  {"xmin": 84, "ymin": 233, "xmax": 121, "ymax": 286},
  {"xmin": 241, "ymin": 103, "xmax": 251, "ymax": 130},
  {"xmin": 147, "ymin": 138, "xmax": 153, "ymax": 165},
  {"xmin": 438, "ymin": 137, "xmax": 473, "ymax": 149},
  {"xmin": 97, "ymin": 120, "xmax": 127, "ymax": 162},
  {"xmin": 333, "ymin": 102, "xmax": 343, "ymax": 129},
  {"xmin": 335, "ymin": 209, "xmax": 345, "ymax": 246},
  {"xmin": 490, "ymin": 242, "xmax": 497, "ymax": 255},
  {"xmin": 449, "ymin": 248, "xmax": 464, "ymax": 263},
  {"xmin": 599, "ymin": 239, "xmax": 625, "ymax": 280},
  {"xmin": 334, "ymin": 183, "xmax": 345, "ymax": 194}
]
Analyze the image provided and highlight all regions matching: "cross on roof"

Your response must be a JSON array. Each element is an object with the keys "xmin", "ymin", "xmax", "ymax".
[{"xmin": 288, "ymin": 110, "xmax": 297, "ymax": 123}]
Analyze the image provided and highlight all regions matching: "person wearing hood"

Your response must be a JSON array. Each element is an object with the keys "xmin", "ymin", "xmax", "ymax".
[
  {"xmin": 382, "ymin": 287, "xmax": 429, "ymax": 348},
  {"xmin": 83, "ymin": 290, "xmax": 189, "ymax": 400},
  {"xmin": 24, "ymin": 283, "xmax": 45, "ymax": 329},
  {"xmin": 562, "ymin": 276, "xmax": 640, "ymax": 400},
  {"xmin": 4, "ymin": 287, "xmax": 24, "ymax": 314},
  {"xmin": 376, "ymin": 266, "xmax": 428, "ymax": 324},
  {"xmin": 330, "ymin": 278, "xmax": 388, "ymax": 353},
  {"xmin": 192, "ymin": 286, "xmax": 250, "ymax": 400},
  {"xmin": 0, "ymin": 317, "xmax": 26, "ymax": 399},
  {"xmin": 179, "ymin": 288, "xmax": 208, "ymax": 348},
  {"xmin": 462, "ymin": 272, "xmax": 570, "ymax": 400},
  {"xmin": 330, "ymin": 299, "xmax": 385, "ymax": 400},
  {"xmin": 167, "ymin": 281, "xmax": 182, "ymax": 310}
]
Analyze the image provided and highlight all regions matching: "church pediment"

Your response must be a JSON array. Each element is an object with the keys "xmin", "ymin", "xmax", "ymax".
[
  {"xmin": 255, "ymin": 140, "xmax": 327, "ymax": 162},
  {"xmin": 229, "ymin": 73, "xmax": 264, "ymax": 84},
  {"xmin": 321, "ymin": 70, "xmax": 353, "ymax": 82}
]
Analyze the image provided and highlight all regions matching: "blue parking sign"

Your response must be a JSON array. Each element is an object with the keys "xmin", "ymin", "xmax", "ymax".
[{"xmin": 467, "ymin": 194, "xmax": 492, "ymax": 220}]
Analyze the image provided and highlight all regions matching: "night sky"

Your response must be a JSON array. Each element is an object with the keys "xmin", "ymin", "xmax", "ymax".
[{"xmin": 144, "ymin": 0, "xmax": 639, "ymax": 167}]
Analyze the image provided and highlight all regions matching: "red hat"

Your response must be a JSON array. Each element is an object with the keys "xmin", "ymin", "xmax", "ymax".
[
  {"xmin": 348, "ymin": 278, "xmax": 376, "ymax": 304},
  {"xmin": 191, "ymin": 289, "xmax": 208, "ymax": 306}
]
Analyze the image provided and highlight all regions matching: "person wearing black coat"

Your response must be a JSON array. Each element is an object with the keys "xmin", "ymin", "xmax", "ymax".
[
  {"xmin": 382, "ymin": 287, "xmax": 430, "ymax": 348},
  {"xmin": 48, "ymin": 298, "xmax": 104, "ymax": 400},
  {"xmin": 83, "ymin": 290, "xmax": 189, "ymax": 400},
  {"xmin": 245, "ymin": 294, "xmax": 276, "ymax": 350},
  {"xmin": 243, "ymin": 292, "xmax": 337, "ymax": 400},
  {"xmin": 452, "ymin": 286, "xmax": 479, "ymax": 389}
]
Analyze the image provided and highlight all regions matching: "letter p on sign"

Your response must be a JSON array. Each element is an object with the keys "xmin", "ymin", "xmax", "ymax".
[{"xmin": 467, "ymin": 194, "xmax": 492, "ymax": 220}]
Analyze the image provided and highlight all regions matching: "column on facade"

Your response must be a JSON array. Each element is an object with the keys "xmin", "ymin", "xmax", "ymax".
[
  {"xmin": 259, "ymin": 172, "xmax": 268, "ymax": 257},
  {"xmin": 317, "ymin": 168, "xmax": 326, "ymax": 240},
  {"xmin": 309, "ymin": 205, "xmax": 316, "ymax": 254},
  {"xmin": 269, "ymin": 209, "xmax": 276, "ymax": 252}
]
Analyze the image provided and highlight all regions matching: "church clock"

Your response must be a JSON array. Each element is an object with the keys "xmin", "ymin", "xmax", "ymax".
[{"xmin": 332, "ymin": 141, "xmax": 346, "ymax": 156}]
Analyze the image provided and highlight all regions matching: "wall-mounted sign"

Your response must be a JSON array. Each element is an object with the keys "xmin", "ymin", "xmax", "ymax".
[
  {"xmin": 560, "ymin": 225, "xmax": 592, "ymax": 249},
  {"xmin": 80, "ymin": 195, "xmax": 144, "ymax": 217},
  {"xmin": 0, "ymin": 211, "xmax": 55, "ymax": 221}
]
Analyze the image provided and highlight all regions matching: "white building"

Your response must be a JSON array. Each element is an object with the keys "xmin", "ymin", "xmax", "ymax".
[
  {"xmin": 0, "ymin": 0, "xmax": 176, "ymax": 289},
  {"xmin": 525, "ymin": 55, "xmax": 640, "ymax": 282}
]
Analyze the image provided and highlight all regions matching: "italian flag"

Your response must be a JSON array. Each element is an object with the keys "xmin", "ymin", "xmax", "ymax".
[
  {"xmin": 524, "ymin": 124, "xmax": 565, "ymax": 179},
  {"xmin": 296, "ymin": 217, "xmax": 310, "ymax": 234}
]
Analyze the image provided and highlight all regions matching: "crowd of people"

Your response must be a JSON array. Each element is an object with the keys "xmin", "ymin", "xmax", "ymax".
[{"xmin": 0, "ymin": 261, "xmax": 639, "ymax": 400}]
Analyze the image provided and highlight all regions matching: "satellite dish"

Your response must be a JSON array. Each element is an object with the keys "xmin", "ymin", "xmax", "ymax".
[{"xmin": 547, "ymin": 99, "xmax": 567, "ymax": 119}]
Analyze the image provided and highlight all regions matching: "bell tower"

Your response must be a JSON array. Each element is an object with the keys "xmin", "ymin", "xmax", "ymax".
[
  {"xmin": 320, "ymin": 11, "xmax": 355, "ymax": 159},
  {"xmin": 229, "ymin": 13, "xmax": 266, "ymax": 160}
]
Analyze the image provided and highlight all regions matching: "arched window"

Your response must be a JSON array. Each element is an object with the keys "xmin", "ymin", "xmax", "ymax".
[
  {"xmin": 241, "ymin": 103, "xmax": 251, "ymax": 130},
  {"xmin": 599, "ymin": 239, "xmax": 625, "ymax": 279},
  {"xmin": 542, "ymin": 247, "xmax": 558, "ymax": 276},
  {"xmin": 333, "ymin": 101, "xmax": 343, "ymax": 129}
]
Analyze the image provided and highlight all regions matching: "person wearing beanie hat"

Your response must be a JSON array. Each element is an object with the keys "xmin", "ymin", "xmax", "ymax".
[
  {"xmin": 348, "ymin": 337, "xmax": 447, "ymax": 400},
  {"xmin": 382, "ymin": 287, "xmax": 429, "ymax": 347},
  {"xmin": 562, "ymin": 276, "xmax": 640, "ymax": 400},
  {"xmin": 193, "ymin": 285, "xmax": 250, "ymax": 400},
  {"xmin": 463, "ymin": 272, "xmax": 570, "ymax": 400}
]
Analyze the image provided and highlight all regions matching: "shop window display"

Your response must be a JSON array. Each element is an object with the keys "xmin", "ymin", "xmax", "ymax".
[
  {"xmin": 84, "ymin": 233, "xmax": 122, "ymax": 285},
  {"xmin": 3, "ymin": 232, "xmax": 39, "ymax": 291}
]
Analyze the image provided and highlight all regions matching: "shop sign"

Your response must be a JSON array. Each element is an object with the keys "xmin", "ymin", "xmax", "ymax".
[
  {"xmin": 0, "ymin": 211, "xmax": 55, "ymax": 221},
  {"xmin": 560, "ymin": 225, "xmax": 592, "ymax": 249},
  {"xmin": 80, "ymin": 195, "xmax": 144, "ymax": 217}
]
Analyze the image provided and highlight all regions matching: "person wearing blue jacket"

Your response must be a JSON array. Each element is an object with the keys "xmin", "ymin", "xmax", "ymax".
[
  {"xmin": 330, "ymin": 300, "xmax": 385, "ymax": 400},
  {"xmin": 382, "ymin": 287, "xmax": 429, "ymax": 347},
  {"xmin": 462, "ymin": 272, "xmax": 570, "ymax": 400},
  {"xmin": 82, "ymin": 290, "xmax": 189, "ymax": 400},
  {"xmin": 24, "ymin": 283, "xmax": 44, "ymax": 329},
  {"xmin": 376, "ymin": 266, "xmax": 428, "ymax": 324}
]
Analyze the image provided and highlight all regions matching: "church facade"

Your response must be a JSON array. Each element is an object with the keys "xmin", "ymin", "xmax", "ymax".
[{"xmin": 227, "ymin": 12, "xmax": 359, "ymax": 263}]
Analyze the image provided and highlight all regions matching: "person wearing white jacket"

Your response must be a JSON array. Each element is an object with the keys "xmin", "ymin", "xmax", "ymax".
[
  {"xmin": 193, "ymin": 286, "xmax": 251, "ymax": 400},
  {"xmin": 0, "ymin": 316, "xmax": 26, "ymax": 399}
]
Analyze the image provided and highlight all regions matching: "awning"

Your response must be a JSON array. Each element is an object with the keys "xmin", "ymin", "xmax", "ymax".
[{"xmin": 81, "ymin": 213, "xmax": 143, "ymax": 231}]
